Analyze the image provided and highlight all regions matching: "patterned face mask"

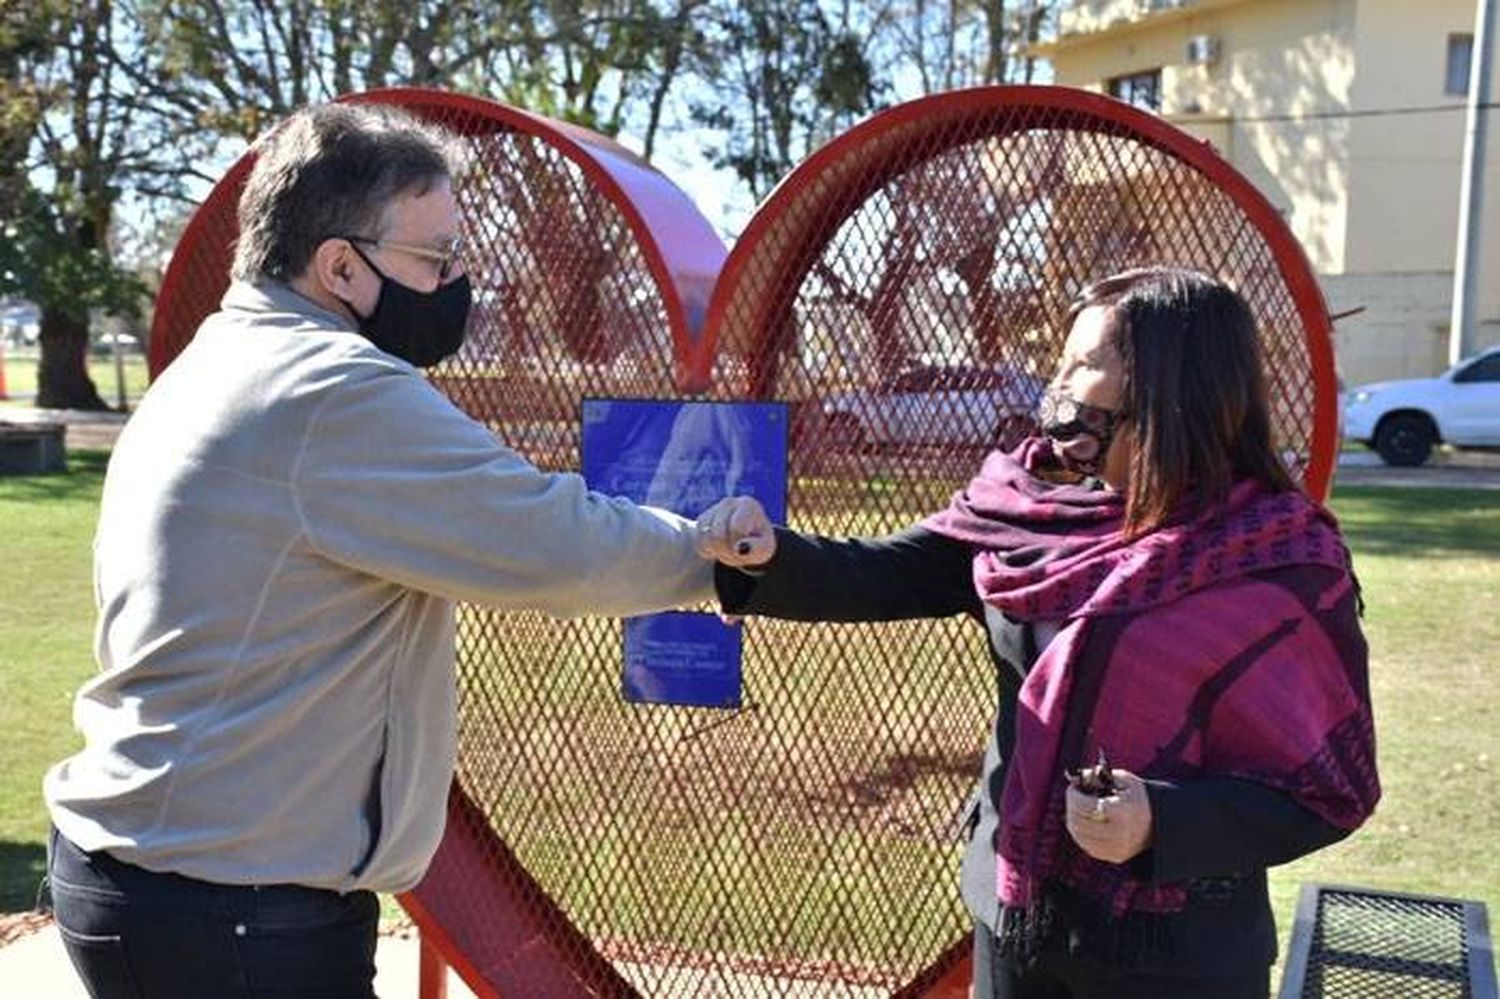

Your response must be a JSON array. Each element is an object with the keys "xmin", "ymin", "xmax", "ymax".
[{"xmin": 1036, "ymin": 386, "xmax": 1124, "ymax": 475}]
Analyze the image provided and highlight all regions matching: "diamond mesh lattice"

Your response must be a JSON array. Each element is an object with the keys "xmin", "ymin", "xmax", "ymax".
[
  {"xmin": 710, "ymin": 104, "xmax": 1326, "ymax": 495},
  {"xmin": 150, "ymin": 88, "xmax": 1339, "ymax": 998},
  {"xmin": 692, "ymin": 93, "xmax": 1336, "ymax": 996},
  {"xmin": 441, "ymin": 97, "xmax": 993, "ymax": 999},
  {"xmin": 1301, "ymin": 891, "xmax": 1475, "ymax": 998}
]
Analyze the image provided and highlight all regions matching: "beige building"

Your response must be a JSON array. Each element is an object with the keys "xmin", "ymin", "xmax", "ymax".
[{"xmin": 1035, "ymin": 0, "xmax": 1500, "ymax": 384}]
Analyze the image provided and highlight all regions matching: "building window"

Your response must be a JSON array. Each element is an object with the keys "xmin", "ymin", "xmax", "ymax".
[
  {"xmin": 1447, "ymin": 34, "xmax": 1474, "ymax": 96},
  {"xmin": 1108, "ymin": 69, "xmax": 1163, "ymax": 111}
]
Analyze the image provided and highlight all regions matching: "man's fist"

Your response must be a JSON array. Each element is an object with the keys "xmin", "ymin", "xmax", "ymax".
[{"xmin": 694, "ymin": 496, "xmax": 776, "ymax": 568}]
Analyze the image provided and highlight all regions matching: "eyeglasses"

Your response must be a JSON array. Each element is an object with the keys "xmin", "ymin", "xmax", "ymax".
[{"xmin": 337, "ymin": 235, "xmax": 465, "ymax": 282}]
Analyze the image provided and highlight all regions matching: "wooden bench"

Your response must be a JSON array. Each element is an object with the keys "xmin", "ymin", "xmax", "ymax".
[
  {"xmin": 1278, "ymin": 883, "xmax": 1497, "ymax": 998},
  {"xmin": 0, "ymin": 420, "xmax": 67, "ymax": 475}
]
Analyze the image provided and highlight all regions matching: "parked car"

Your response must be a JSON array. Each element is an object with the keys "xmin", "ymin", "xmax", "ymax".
[
  {"xmin": 90, "ymin": 332, "xmax": 141, "ymax": 356},
  {"xmin": 1342, "ymin": 346, "xmax": 1500, "ymax": 466},
  {"xmin": 820, "ymin": 363, "xmax": 1046, "ymax": 449}
]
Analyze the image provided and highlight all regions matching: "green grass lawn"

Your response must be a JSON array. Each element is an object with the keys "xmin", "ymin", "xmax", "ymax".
[
  {"xmin": 0, "ymin": 450, "xmax": 110, "ymax": 910},
  {"xmin": 2, "ymin": 459, "xmax": 1495, "ymax": 985},
  {"xmin": 1, "ymin": 351, "xmax": 150, "ymax": 408},
  {"xmin": 1265, "ymin": 486, "xmax": 1500, "ymax": 984},
  {"xmin": 1268, "ymin": 487, "xmax": 1500, "ymax": 883}
]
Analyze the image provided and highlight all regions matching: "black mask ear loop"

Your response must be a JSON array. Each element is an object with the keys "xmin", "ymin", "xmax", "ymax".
[{"xmin": 331, "ymin": 240, "xmax": 385, "ymax": 326}]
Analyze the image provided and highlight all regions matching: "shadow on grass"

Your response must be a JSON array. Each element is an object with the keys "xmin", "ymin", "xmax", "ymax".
[
  {"xmin": 829, "ymin": 749, "xmax": 984, "ymax": 810},
  {"xmin": 0, "ymin": 449, "xmax": 108, "ymax": 502},
  {"xmin": 0, "ymin": 840, "xmax": 48, "ymax": 914},
  {"xmin": 1330, "ymin": 486, "xmax": 1500, "ymax": 560}
]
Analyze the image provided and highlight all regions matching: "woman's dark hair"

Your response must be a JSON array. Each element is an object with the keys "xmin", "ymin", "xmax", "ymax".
[
  {"xmin": 232, "ymin": 103, "xmax": 456, "ymax": 282},
  {"xmin": 1068, "ymin": 266, "xmax": 1295, "ymax": 535}
]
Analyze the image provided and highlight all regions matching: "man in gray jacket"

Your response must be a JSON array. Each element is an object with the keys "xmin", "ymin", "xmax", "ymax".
[{"xmin": 44, "ymin": 102, "xmax": 715, "ymax": 998}]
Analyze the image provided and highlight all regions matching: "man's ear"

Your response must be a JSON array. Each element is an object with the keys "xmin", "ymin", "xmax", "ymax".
[{"xmin": 310, "ymin": 238, "xmax": 358, "ymax": 299}]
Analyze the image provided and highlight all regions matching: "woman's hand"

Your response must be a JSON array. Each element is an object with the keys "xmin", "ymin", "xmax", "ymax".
[
  {"xmin": 694, "ymin": 496, "xmax": 776, "ymax": 568},
  {"xmin": 1064, "ymin": 769, "xmax": 1153, "ymax": 864}
]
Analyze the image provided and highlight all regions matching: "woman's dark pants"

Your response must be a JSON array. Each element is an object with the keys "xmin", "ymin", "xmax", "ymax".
[{"xmin": 971, "ymin": 923, "xmax": 1272, "ymax": 999}]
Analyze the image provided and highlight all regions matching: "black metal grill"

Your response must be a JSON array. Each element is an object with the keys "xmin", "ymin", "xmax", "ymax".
[{"xmin": 1281, "ymin": 885, "xmax": 1497, "ymax": 999}]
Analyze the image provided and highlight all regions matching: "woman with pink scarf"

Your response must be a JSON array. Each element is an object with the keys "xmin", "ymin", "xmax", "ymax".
[{"xmin": 696, "ymin": 267, "xmax": 1380, "ymax": 998}]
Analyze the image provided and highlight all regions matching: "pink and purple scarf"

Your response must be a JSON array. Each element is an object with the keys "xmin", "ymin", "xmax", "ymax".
[{"xmin": 926, "ymin": 439, "xmax": 1380, "ymax": 917}]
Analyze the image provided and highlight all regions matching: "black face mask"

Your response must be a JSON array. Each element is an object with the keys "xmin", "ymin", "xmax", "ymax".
[
  {"xmin": 1037, "ymin": 386, "xmax": 1124, "ymax": 476},
  {"xmin": 337, "ymin": 243, "xmax": 471, "ymax": 368}
]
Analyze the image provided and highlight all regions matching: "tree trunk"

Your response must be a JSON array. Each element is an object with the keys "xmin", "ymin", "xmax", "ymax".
[{"xmin": 36, "ymin": 306, "xmax": 109, "ymax": 411}]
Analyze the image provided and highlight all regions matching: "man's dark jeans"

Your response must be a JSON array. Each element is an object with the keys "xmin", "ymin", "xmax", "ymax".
[{"xmin": 47, "ymin": 826, "xmax": 379, "ymax": 999}]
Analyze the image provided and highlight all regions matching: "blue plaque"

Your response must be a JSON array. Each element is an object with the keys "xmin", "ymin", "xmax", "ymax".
[
  {"xmin": 581, "ymin": 399, "xmax": 788, "ymax": 708},
  {"xmin": 622, "ymin": 612, "xmax": 742, "ymax": 708},
  {"xmin": 580, "ymin": 399, "xmax": 788, "ymax": 522}
]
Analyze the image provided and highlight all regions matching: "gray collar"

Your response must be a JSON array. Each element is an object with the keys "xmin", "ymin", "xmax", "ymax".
[{"xmin": 221, "ymin": 279, "xmax": 358, "ymax": 333}]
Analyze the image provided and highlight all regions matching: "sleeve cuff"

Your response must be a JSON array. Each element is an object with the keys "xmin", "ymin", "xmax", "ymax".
[
  {"xmin": 714, "ymin": 561, "xmax": 763, "ymax": 612},
  {"xmin": 1131, "ymin": 778, "xmax": 1175, "ymax": 882}
]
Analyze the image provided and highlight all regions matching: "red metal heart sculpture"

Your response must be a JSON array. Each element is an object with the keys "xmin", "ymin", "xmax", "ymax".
[{"xmin": 148, "ymin": 85, "xmax": 1337, "ymax": 999}]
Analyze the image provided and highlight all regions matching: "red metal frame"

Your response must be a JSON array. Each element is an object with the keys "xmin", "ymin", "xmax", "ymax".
[
  {"xmin": 345, "ymin": 89, "xmax": 725, "ymax": 393},
  {"xmin": 417, "ymin": 931, "xmax": 449, "ymax": 999},
  {"xmin": 148, "ymin": 88, "xmax": 726, "ymax": 393},
  {"xmin": 148, "ymin": 84, "xmax": 1341, "ymax": 999},
  {"xmin": 402, "ymin": 783, "xmax": 643, "ymax": 999},
  {"xmin": 700, "ymin": 84, "xmax": 1339, "ymax": 501},
  {"xmin": 147, "ymin": 155, "xmax": 255, "ymax": 378}
]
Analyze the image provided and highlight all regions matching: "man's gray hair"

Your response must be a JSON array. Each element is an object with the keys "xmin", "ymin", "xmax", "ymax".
[{"xmin": 232, "ymin": 103, "xmax": 457, "ymax": 282}]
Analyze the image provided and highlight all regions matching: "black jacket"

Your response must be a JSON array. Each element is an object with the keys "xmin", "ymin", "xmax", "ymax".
[{"xmin": 716, "ymin": 524, "xmax": 1350, "ymax": 976}]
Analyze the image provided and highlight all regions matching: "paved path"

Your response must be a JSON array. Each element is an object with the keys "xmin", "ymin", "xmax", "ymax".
[
  {"xmin": 1332, "ymin": 449, "xmax": 1500, "ymax": 490},
  {"xmin": 0, "ymin": 406, "xmax": 129, "ymax": 452}
]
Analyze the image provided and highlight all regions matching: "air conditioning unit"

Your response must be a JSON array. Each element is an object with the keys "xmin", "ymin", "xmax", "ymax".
[{"xmin": 1186, "ymin": 34, "xmax": 1221, "ymax": 65}]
